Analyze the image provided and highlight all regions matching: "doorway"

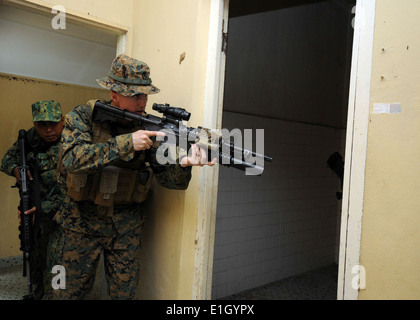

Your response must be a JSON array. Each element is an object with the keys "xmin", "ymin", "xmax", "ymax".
[{"xmin": 212, "ymin": 0, "xmax": 355, "ymax": 299}]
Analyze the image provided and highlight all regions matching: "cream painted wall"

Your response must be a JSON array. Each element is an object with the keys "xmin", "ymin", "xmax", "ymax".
[
  {"xmin": 11, "ymin": 0, "xmax": 133, "ymax": 30},
  {"xmin": 130, "ymin": 0, "xmax": 214, "ymax": 300},
  {"xmin": 359, "ymin": 0, "xmax": 420, "ymax": 299}
]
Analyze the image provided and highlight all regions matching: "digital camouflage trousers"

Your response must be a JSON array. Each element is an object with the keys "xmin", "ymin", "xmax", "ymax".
[{"xmin": 43, "ymin": 225, "xmax": 141, "ymax": 300}]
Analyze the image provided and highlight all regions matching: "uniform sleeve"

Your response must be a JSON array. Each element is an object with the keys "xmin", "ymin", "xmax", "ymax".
[
  {"xmin": 148, "ymin": 143, "xmax": 192, "ymax": 190},
  {"xmin": 60, "ymin": 105, "xmax": 137, "ymax": 174},
  {"xmin": 154, "ymin": 165, "xmax": 192, "ymax": 190},
  {"xmin": 0, "ymin": 127, "xmax": 39, "ymax": 176}
]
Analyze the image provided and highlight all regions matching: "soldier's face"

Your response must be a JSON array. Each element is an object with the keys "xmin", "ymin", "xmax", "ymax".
[
  {"xmin": 111, "ymin": 91, "xmax": 148, "ymax": 115},
  {"xmin": 34, "ymin": 116, "xmax": 65, "ymax": 143}
]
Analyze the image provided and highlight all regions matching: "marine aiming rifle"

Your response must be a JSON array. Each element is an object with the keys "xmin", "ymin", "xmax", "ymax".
[{"xmin": 92, "ymin": 101, "xmax": 272, "ymax": 175}]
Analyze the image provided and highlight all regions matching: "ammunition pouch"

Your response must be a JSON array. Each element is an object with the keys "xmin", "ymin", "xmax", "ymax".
[
  {"xmin": 66, "ymin": 166, "xmax": 153, "ymax": 206},
  {"xmin": 65, "ymin": 101, "xmax": 154, "ymax": 208}
]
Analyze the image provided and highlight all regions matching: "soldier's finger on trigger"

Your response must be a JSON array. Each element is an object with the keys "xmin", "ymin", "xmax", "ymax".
[{"xmin": 146, "ymin": 130, "xmax": 165, "ymax": 137}]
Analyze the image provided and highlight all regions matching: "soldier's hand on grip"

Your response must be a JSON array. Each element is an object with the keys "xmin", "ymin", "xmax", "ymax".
[
  {"xmin": 132, "ymin": 130, "xmax": 166, "ymax": 151},
  {"xmin": 17, "ymin": 206, "xmax": 36, "ymax": 226},
  {"xmin": 180, "ymin": 144, "xmax": 217, "ymax": 167}
]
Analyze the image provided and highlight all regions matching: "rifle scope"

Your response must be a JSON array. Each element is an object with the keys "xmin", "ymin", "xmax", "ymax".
[{"xmin": 153, "ymin": 103, "xmax": 191, "ymax": 122}]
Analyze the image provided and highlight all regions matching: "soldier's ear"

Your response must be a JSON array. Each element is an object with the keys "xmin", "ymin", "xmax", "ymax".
[{"xmin": 110, "ymin": 90, "xmax": 119, "ymax": 103}]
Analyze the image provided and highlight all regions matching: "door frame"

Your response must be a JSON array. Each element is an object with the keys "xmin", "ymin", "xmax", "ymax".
[
  {"xmin": 337, "ymin": 0, "xmax": 376, "ymax": 300},
  {"xmin": 198, "ymin": 0, "xmax": 378, "ymax": 301},
  {"xmin": 195, "ymin": 0, "xmax": 378, "ymax": 300},
  {"xmin": 192, "ymin": 0, "xmax": 229, "ymax": 300}
]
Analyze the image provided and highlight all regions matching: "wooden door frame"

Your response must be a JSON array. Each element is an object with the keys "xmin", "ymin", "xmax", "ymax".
[
  {"xmin": 337, "ymin": 0, "xmax": 376, "ymax": 300},
  {"xmin": 193, "ymin": 0, "xmax": 229, "ymax": 300}
]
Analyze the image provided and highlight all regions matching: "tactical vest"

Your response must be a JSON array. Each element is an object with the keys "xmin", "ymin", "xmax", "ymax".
[{"xmin": 64, "ymin": 101, "xmax": 154, "ymax": 210}]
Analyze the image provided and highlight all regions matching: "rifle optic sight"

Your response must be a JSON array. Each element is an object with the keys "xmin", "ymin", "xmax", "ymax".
[{"xmin": 153, "ymin": 103, "xmax": 191, "ymax": 122}]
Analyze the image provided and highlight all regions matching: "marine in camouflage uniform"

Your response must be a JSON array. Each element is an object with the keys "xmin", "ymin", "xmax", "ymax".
[
  {"xmin": 49, "ymin": 54, "xmax": 214, "ymax": 300},
  {"xmin": 0, "ymin": 100, "xmax": 67, "ymax": 299}
]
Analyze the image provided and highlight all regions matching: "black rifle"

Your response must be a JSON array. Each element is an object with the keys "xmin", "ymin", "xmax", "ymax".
[
  {"xmin": 15, "ymin": 130, "xmax": 36, "ymax": 300},
  {"xmin": 92, "ymin": 101, "xmax": 272, "ymax": 174}
]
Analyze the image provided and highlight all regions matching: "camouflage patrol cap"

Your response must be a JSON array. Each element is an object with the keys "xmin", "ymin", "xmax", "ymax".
[
  {"xmin": 32, "ymin": 100, "xmax": 62, "ymax": 122},
  {"xmin": 96, "ymin": 54, "xmax": 160, "ymax": 97}
]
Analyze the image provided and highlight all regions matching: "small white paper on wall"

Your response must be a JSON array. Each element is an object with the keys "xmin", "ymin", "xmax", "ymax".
[{"xmin": 373, "ymin": 103, "xmax": 402, "ymax": 114}]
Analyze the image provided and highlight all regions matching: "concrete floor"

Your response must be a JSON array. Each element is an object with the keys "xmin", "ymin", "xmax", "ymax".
[
  {"xmin": 0, "ymin": 256, "xmax": 102, "ymax": 300},
  {"xmin": 1, "ymin": 258, "xmax": 337, "ymax": 300}
]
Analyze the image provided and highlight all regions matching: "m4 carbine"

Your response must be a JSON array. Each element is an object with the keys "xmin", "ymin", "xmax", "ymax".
[
  {"xmin": 92, "ymin": 101, "xmax": 272, "ymax": 175},
  {"xmin": 15, "ymin": 130, "xmax": 35, "ymax": 300}
]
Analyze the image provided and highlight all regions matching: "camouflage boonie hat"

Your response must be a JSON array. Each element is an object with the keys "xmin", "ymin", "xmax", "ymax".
[
  {"xmin": 32, "ymin": 100, "xmax": 62, "ymax": 122},
  {"xmin": 96, "ymin": 54, "xmax": 160, "ymax": 96}
]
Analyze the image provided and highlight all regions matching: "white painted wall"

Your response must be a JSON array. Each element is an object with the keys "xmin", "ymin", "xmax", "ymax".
[{"xmin": 212, "ymin": 112, "xmax": 345, "ymax": 298}]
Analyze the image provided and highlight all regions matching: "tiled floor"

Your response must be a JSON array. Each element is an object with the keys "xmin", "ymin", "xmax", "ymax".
[
  {"xmin": 1, "ymin": 261, "xmax": 337, "ymax": 300},
  {"xmin": 221, "ymin": 264, "xmax": 338, "ymax": 300}
]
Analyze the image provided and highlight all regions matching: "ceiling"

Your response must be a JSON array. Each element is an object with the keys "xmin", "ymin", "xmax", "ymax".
[{"xmin": 229, "ymin": 0, "xmax": 356, "ymax": 18}]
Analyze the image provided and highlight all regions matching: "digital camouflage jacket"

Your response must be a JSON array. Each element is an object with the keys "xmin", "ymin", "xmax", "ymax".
[
  {"xmin": 0, "ymin": 127, "xmax": 67, "ymax": 228},
  {"xmin": 55, "ymin": 104, "xmax": 192, "ymax": 236}
]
